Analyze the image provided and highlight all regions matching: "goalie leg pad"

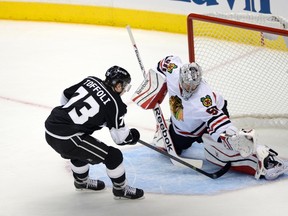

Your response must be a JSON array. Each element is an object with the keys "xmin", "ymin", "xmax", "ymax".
[
  {"xmin": 220, "ymin": 129, "xmax": 256, "ymax": 158},
  {"xmin": 203, "ymin": 134, "xmax": 258, "ymax": 175}
]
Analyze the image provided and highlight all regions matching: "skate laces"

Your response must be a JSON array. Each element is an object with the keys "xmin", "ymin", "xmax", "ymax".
[
  {"xmin": 124, "ymin": 185, "xmax": 137, "ymax": 195},
  {"xmin": 86, "ymin": 179, "xmax": 98, "ymax": 188}
]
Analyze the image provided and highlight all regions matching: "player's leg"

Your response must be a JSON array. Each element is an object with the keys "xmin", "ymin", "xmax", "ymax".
[
  {"xmin": 68, "ymin": 135, "xmax": 107, "ymax": 191},
  {"xmin": 70, "ymin": 159, "xmax": 105, "ymax": 191},
  {"xmin": 71, "ymin": 135, "xmax": 144, "ymax": 198},
  {"xmin": 46, "ymin": 132, "xmax": 144, "ymax": 198},
  {"xmin": 45, "ymin": 133, "xmax": 107, "ymax": 191},
  {"xmin": 168, "ymin": 123, "xmax": 201, "ymax": 155},
  {"xmin": 103, "ymin": 146, "xmax": 144, "ymax": 199},
  {"xmin": 203, "ymin": 134, "xmax": 288, "ymax": 180},
  {"xmin": 72, "ymin": 135, "xmax": 144, "ymax": 199},
  {"xmin": 151, "ymin": 119, "xmax": 194, "ymax": 154}
]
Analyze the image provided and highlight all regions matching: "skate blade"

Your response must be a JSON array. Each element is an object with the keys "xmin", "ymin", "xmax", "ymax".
[
  {"xmin": 75, "ymin": 187, "xmax": 106, "ymax": 192},
  {"xmin": 113, "ymin": 195, "xmax": 145, "ymax": 200}
]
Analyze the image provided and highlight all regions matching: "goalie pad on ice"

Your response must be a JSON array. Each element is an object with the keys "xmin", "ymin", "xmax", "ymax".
[
  {"xmin": 132, "ymin": 69, "xmax": 167, "ymax": 109},
  {"xmin": 220, "ymin": 129, "xmax": 256, "ymax": 158}
]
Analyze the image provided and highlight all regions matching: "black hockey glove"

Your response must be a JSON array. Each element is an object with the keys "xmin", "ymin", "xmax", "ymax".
[{"xmin": 119, "ymin": 128, "xmax": 140, "ymax": 145}]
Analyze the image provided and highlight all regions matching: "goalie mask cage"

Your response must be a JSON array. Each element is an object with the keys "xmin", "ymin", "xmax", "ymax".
[{"xmin": 187, "ymin": 13, "xmax": 288, "ymax": 129}]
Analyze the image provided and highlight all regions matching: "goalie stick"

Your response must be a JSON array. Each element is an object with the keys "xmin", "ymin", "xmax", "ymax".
[
  {"xmin": 126, "ymin": 25, "xmax": 203, "ymax": 169},
  {"xmin": 138, "ymin": 139, "xmax": 231, "ymax": 179}
]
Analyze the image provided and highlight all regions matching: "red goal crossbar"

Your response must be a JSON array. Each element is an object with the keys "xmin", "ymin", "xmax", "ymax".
[{"xmin": 187, "ymin": 13, "xmax": 288, "ymax": 63}]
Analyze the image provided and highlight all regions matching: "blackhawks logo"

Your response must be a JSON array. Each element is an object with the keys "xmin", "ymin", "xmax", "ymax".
[
  {"xmin": 167, "ymin": 63, "xmax": 177, "ymax": 73},
  {"xmin": 201, "ymin": 95, "xmax": 212, "ymax": 107},
  {"xmin": 169, "ymin": 95, "xmax": 184, "ymax": 121}
]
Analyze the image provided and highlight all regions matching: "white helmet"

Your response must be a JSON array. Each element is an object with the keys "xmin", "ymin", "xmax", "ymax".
[{"xmin": 179, "ymin": 62, "xmax": 202, "ymax": 100}]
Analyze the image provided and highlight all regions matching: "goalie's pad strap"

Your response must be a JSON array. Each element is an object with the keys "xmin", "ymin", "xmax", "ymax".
[{"xmin": 132, "ymin": 69, "xmax": 167, "ymax": 110}]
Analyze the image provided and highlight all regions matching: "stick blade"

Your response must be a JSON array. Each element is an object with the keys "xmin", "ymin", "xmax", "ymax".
[{"xmin": 171, "ymin": 157, "xmax": 203, "ymax": 169}]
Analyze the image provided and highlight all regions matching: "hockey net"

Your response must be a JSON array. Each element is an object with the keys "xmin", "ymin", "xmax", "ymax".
[{"xmin": 187, "ymin": 13, "xmax": 288, "ymax": 129}]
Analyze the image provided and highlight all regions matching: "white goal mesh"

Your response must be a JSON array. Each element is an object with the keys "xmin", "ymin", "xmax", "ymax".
[{"xmin": 187, "ymin": 13, "xmax": 288, "ymax": 128}]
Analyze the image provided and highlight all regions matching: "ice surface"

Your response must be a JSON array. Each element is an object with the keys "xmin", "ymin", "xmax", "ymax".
[{"xmin": 0, "ymin": 20, "xmax": 288, "ymax": 216}]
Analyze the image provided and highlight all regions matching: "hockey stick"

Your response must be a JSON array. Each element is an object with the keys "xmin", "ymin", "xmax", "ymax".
[
  {"xmin": 152, "ymin": 103, "xmax": 203, "ymax": 168},
  {"xmin": 138, "ymin": 139, "xmax": 231, "ymax": 179},
  {"xmin": 126, "ymin": 25, "xmax": 146, "ymax": 77},
  {"xmin": 126, "ymin": 25, "xmax": 203, "ymax": 168}
]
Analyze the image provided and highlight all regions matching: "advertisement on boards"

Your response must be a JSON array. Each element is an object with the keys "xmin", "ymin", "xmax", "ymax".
[{"xmin": 1, "ymin": 0, "xmax": 287, "ymax": 18}]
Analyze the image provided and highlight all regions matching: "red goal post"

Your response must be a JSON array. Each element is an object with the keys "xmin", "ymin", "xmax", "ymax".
[{"xmin": 187, "ymin": 13, "xmax": 288, "ymax": 129}]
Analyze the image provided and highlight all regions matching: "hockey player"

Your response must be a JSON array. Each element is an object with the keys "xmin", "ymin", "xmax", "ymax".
[
  {"xmin": 133, "ymin": 55, "xmax": 287, "ymax": 180},
  {"xmin": 45, "ymin": 66, "xmax": 144, "ymax": 199}
]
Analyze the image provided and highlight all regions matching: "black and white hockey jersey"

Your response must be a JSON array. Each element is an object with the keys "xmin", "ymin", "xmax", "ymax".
[{"xmin": 45, "ymin": 76, "xmax": 129, "ymax": 144}]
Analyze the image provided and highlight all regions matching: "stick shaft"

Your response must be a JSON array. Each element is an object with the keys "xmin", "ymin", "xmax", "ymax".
[{"xmin": 126, "ymin": 25, "xmax": 146, "ymax": 77}]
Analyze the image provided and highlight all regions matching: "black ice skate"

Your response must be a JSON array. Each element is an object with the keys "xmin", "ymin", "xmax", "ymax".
[
  {"xmin": 74, "ymin": 178, "xmax": 105, "ymax": 191},
  {"xmin": 113, "ymin": 185, "xmax": 144, "ymax": 200}
]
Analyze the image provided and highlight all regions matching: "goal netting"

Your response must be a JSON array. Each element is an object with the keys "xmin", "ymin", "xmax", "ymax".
[{"xmin": 187, "ymin": 13, "xmax": 288, "ymax": 129}]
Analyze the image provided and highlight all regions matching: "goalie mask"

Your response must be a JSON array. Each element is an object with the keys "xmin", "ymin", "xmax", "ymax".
[
  {"xmin": 104, "ymin": 65, "xmax": 131, "ymax": 93},
  {"xmin": 179, "ymin": 62, "xmax": 202, "ymax": 100}
]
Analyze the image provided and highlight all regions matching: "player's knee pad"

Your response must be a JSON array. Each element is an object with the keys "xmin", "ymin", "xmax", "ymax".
[{"xmin": 103, "ymin": 146, "xmax": 123, "ymax": 170}]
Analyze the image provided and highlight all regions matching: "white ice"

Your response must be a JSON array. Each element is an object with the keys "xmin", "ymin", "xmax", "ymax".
[{"xmin": 0, "ymin": 20, "xmax": 288, "ymax": 216}]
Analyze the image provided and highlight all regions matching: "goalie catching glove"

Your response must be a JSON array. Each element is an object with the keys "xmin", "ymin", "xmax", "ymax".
[
  {"xmin": 220, "ymin": 127, "xmax": 256, "ymax": 158},
  {"xmin": 118, "ymin": 128, "xmax": 140, "ymax": 145}
]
